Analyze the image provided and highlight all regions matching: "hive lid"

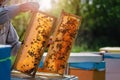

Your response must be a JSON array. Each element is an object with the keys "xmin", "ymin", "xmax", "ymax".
[{"xmin": 0, "ymin": 44, "xmax": 11, "ymax": 48}]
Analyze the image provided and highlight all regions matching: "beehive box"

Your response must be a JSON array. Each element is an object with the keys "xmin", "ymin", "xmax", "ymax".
[
  {"xmin": 69, "ymin": 68, "xmax": 105, "ymax": 80},
  {"xmin": 41, "ymin": 11, "xmax": 82, "ymax": 75},
  {"xmin": 13, "ymin": 11, "xmax": 56, "ymax": 76},
  {"xmin": 0, "ymin": 45, "xmax": 11, "ymax": 80}
]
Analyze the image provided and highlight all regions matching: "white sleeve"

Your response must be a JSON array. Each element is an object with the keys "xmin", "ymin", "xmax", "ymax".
[
  {"xmin": 4, "ymin": 5, "xmax": 20, "ymax": 19},
  {"xmin": 0, "ymin": 7, "xmax": 9, "ymax": 24},
  {"xmin": 0, "ymin": 5, "xmax": 20, "ymax": 25}
]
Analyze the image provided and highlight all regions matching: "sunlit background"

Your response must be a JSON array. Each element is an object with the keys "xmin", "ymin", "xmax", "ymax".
[
  {"xmin": 8, "ymin": 0, "xmax": 120, "ymax": 52},
  {"xmin": 38, "ymin": 0, "xmax": 52, "ymax": 11},
  {"xmin": 9, "ymin": 0, "xmax": 54, "ymax": 11}
]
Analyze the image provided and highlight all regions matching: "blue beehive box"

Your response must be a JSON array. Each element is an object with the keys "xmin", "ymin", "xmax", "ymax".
[{"xmin": 0, "ymin": 45, "xmax": 11, "ymax": 80}]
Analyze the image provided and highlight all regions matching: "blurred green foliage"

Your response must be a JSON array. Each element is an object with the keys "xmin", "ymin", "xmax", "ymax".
[
  {"xmin": 12, "ymin": 12, "xmax": 31, "ymax": 41},
  {"xmin": 78, "ymin": 0, "xmax": 120, "ymax": 51},
  {"xmin": 12, "ymin": 0, "xmax": 120, "ymax": 52}
]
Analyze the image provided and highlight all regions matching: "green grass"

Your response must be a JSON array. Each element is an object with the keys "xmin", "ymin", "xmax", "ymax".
[
  {"xmin": 71, "ymin": 46, "xmax": 81, "ymax": 52},
  {"xmin": 11, "ymin": 56, "xmax": 16, "ymax": 66},
  {"xmin": 71, "ymin": 44, "xmax": 91, "ymax": 52}
]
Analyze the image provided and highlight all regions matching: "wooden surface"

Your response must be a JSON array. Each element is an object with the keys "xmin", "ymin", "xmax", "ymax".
[{"xmin": 11, "ymin": 70, "xmax": 78, "ymax": 80}]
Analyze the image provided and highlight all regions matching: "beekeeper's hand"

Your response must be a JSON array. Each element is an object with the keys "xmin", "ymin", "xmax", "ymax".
[{"xmin": 19, "ymin": 2, "xmax": 39, "ymax": 12}]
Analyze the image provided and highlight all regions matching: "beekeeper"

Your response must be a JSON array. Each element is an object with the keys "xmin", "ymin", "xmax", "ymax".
[{"xmin": 0, "ymin": 0, "xmax": 39, "ymax": 55}]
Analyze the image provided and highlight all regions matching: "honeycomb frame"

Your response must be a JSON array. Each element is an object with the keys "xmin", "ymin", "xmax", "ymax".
[{"xmin": 13, "ymin": 11, "xmax": 56, "ymax": 77}]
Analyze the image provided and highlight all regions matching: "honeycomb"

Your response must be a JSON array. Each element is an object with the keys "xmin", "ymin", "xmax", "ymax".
[
  {"xmin": 13, "ymin": 11, "xmax": 56, "ymax": 76},
  {"xmin": 42, "ymin": 11, "xmax": 82, "ymax": 75}
]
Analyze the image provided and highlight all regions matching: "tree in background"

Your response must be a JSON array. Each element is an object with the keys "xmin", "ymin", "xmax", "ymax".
[
  {"xmin": 10, "ymin": 0, "xmax": 120, "ymax": 51},
  {"xmin": 49, "ymin": 0, "xmax": 120, "ymax": 51},
  {"xmin": 11, "ymin": 12, "xmax": 31, "ymax": 41},
  {"xmin": 78, "ymin": 0, "xmax": 120, "ymax": 51}
]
